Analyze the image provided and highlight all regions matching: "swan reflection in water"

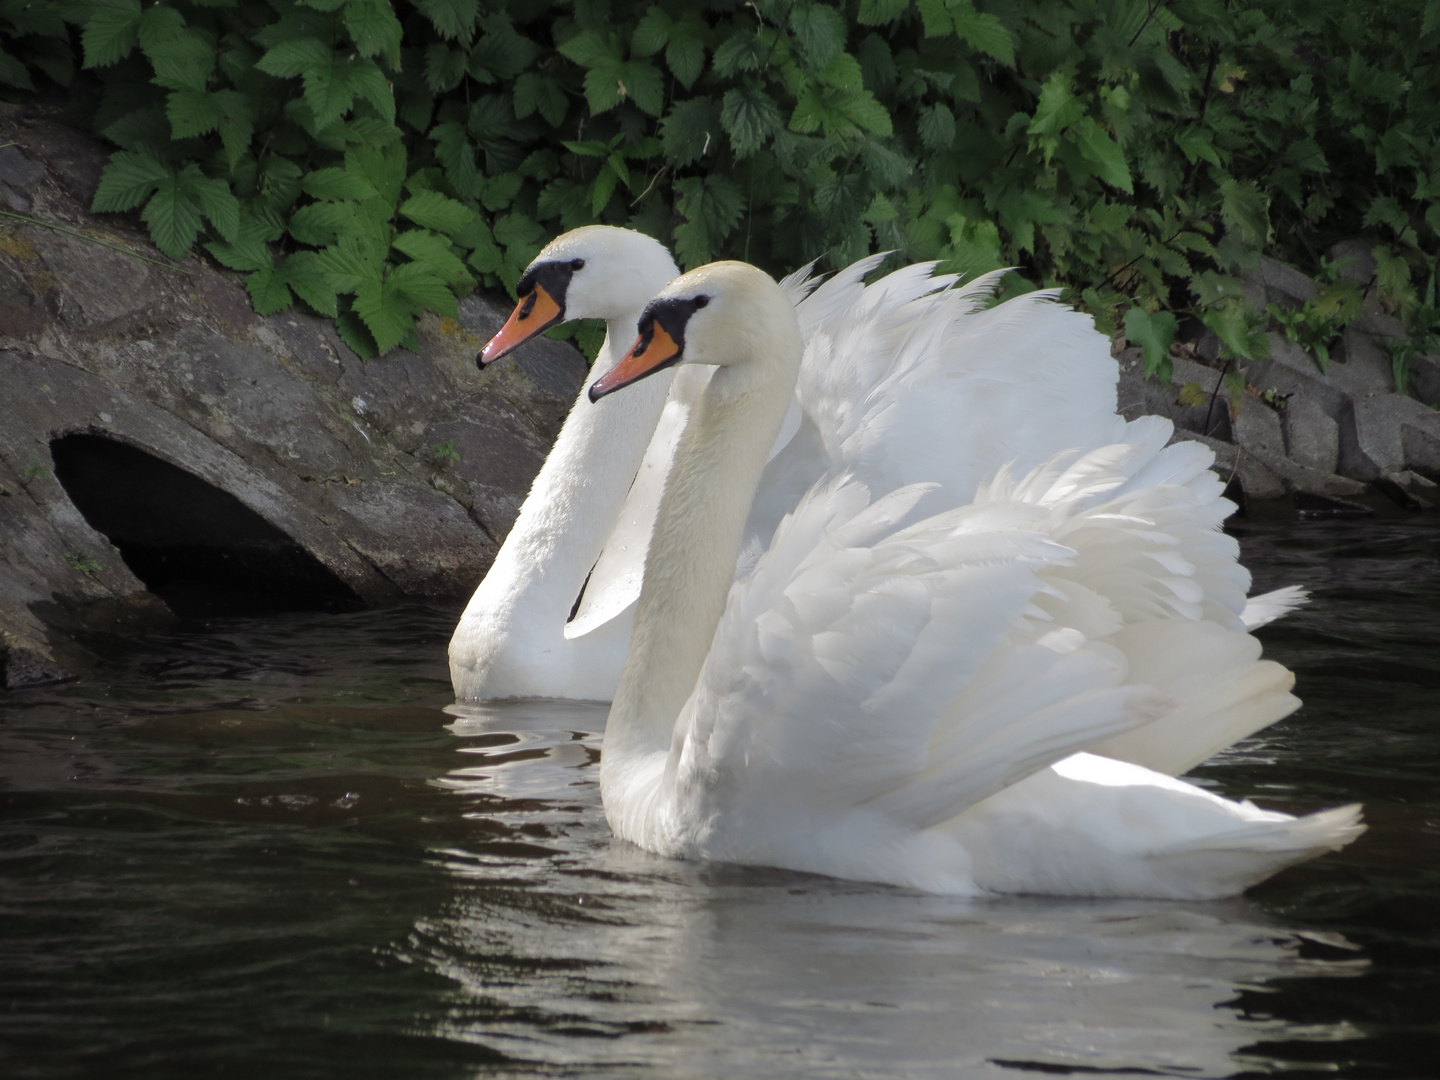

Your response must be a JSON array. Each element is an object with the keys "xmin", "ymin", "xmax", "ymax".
[{"xmin": 387, "ymin": 702, "xmax": 1369, "ymax": 1077}]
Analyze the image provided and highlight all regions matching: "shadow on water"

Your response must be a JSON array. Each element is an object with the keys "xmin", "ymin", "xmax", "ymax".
[{"xmin": 1, "ymin": 518, "xmax": 1438, "ymax": 1078}]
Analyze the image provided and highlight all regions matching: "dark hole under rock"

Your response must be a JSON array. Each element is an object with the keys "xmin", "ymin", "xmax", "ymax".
[{"xmin": 51, "ymin": 433, "xmax": 362, "ymax": 618}]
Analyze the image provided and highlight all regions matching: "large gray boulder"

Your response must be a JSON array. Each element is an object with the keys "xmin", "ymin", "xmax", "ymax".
[{"xmin": 0, "ymin": 105, "xmax": 585, "ymax": 688}]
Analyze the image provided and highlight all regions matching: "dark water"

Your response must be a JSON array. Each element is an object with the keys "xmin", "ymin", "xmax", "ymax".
[{"xmin": 2, "ymin": 520, "xmax": 1438, "ymax": 1079}]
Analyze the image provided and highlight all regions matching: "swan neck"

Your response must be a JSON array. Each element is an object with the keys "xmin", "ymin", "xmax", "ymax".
[
  {"xmin": 463, "ymin": 309, "xmax": 669, "ymax": 626},
  {"xmin": 605, "ymin": 346, "xmax": 800, "ymax": 764}
]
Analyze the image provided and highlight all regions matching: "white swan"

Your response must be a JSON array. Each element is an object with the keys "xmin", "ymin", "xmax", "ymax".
[
  {"xmin": 585, "ymin": 260, "xmax": 1362, "ymax": 898},
  {"xmin": 452, "ymin": 228, "xmax": 1303, "ymax": 703},
  {"xmin": 449, "ymin": 228, "xmax": 681, "ymax": 700}
]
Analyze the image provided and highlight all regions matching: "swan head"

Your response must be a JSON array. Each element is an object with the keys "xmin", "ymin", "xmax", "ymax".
[
  {"xmin": 478, "ymin": 226, "xmax": 679, "ymax": 367},
  {"xmin": 589, "ymin": 261, "xmax": 800, "ymax": 401}
]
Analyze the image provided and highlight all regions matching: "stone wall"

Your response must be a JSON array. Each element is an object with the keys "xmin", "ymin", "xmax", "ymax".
[
  {"xmin": 1117, "ymin": 250, "xmax": 1440, "ymax": 515},
  {"xmin": 0, "ymin": 104, "xmax": 585, "ymax": 688}
]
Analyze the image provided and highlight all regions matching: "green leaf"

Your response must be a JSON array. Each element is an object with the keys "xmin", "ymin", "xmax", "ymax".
[
  {"xmin": 590, "ymin": 166, "xmax": 618, "ymax": 216},
  {"xmin": 721, "ymin": 86, "xmax": 780, "ymax": 157},
  {"xmin": 289, "ymin": 200, "xmax": 360, "ymax": 247},
  {"xmin": 480, "ymin": 171, "xmax": 521, "ymax": 213},
  {"xmin": 631, "ymin": 7, "xmax": 671, "ymax": 57},
  {"xmin": 245, "ymin": 265, "xmax": 293, "ymax": 315},
  {"xmin": 665, "ymin": 15, "xmax": 707, "ymax": 88},
  {"xmin": 840, "ymin": 90, "xmax": 893, "ymax": 136},
  {"xmin": 0, "ymin": 47, "xmax": 33, "ymax": 91},
  {"xmin": 425, "ymin": 42, "xmax": 467, "ymax": 92},
  {"xmin": 347, "ymin": 59, "xmax": 397, "ymax": 123},
  {"xmin": 468, "ymin": 16, "xmax": 539, "ymax": 82},
  {"xmin": 81, "ymin": 0, "xmax": 142, "ymax": 68},
  {"xmin": 205, "ymin": 236, "xmax": 272, "ymax": 272},
  {"xmin": 916, "ymin": 0, "xmax": 953, "ymax": 37},
  {"xmin": 1175, "ymin": 126, "xmax": 1221, "ymax": 167},
  {"xmin": 1073, "ymin": 118, "xmax": 1133, "ymax": 193},
  {"xmin": 142, "ymin": 174, "xmax": 204, "ymax": 258},
  {"xmin": 857, "ymin": 0, "xmax": 909, "ymax": 25},
  {"xmin": 625, "ymin": 60, "xmax": 666, "ymax": 116},
  {"xmin": 950, "ymin": 2, "xmax": 1015, "ymax": 65},
  {"xmin": 1219, "ymin": 178, "xmax": 1270, "ymax": 247},
  {"xmin": 255, "ymin": 37, "xmax": 331, "ymax": 78},
  {"xmin": 144, "ymin": 20, "xmax": 215, "ymax": 92},
  {"xmin": 92, "ymin": 150, "xmax": 170, "ymax": 213},
  {"xmin": 186, "ymin": 168, "xmax": 240, "ymax": 241},
  {"xmin": 166, "ymin": 89, "xmax": 224, "ymax": 139},
  {"xmin": 1123, "ymin": 306, "xmax": 1178, "ymax": 382},
  {"xmin": 414, "ymin": 0, "xmax": 478, "ymax": 41},
  {"xmin": 1028, "ymin": 74, "xmax": 1084, "ymax": 136},
  {"xmin": 712, "ymin": 30, "xmax": 766, "ymax": 76},
  {"xmin": 399, "ymin": 189, "xmax": 475, "ymax": 234},
  {"xmin": 557, "ymin": 28, "xmax": 622, "ymax": 69},
  {"xmin": 281, "ymin": 250, "xmax": 339, "ymax": 317},
  {"xmin": 302, "ymin": 167, "xmax": 379, "ymax": 202},
  {"xmin": 392, "ymin": 228, "xmax": 470, "ymax": 284},
  {"xmin": 316, "ymin": 239, "xmax": 379, "ymax": 293},
  {"xmin": 662, "ymin": 97, "xmax": 718, "ymax": 166},
  {"xmin": 514, "ymin": 72, "xmax": 568, "ymax": 127},
  {"xmin": 918, "ymin": 102, "xmax": 955, "ymax": 150},
  {"xmin": 335, "ymin": 308, "xmax": 379, "ymax": 358},
  {"xmin": 354, "ymin": 276, "xmax": 415, "ymax": 353},
  {"xmin": 790, "ymin": 3, "xmax": 847, "ymax": 69},
  {"xmin": 343, "ymin": 0, "xmax": 403, "ymax": 63},
  {"xmin": 390, "ymin": 262, "xmax": 457, "ymax": 317}
]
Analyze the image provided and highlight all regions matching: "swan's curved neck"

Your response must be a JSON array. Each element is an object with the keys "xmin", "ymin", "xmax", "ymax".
[
  {"xmin": 603, "ymin": 337, "xmax": 801, "ymax": 773},
  {"xmin": 471, "ymin": 312, "xmax": 672, "ymax": 626}
]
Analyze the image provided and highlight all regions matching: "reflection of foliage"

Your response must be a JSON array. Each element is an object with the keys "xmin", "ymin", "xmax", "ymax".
[{"xmin": 1, "ymin": 1, "xmax": 1436, "ymax": 369}]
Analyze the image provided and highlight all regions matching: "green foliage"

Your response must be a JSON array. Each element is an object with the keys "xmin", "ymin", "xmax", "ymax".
[
  {"xmin": 1267, "ymin": 279, "xmax": 1362, "ymax": 373},
  {"xmin": 431, "ymin": 437, "xmax": 460, "ymax": 466},
  {"xmin": 63, "ymin": 549, "xmax": 101, "ymax": 575},
  {"xmin": 5, "ymin": 0, "xmax": 1438, "ymax": 365}
]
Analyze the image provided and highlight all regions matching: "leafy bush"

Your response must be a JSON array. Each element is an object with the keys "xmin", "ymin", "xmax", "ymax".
[{"xmin": 3, "ymin": 0, "xmax": 1438, "ymax": 373}]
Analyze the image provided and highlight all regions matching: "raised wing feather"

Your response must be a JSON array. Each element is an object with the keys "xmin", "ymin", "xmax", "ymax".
[{"xmin": 674, "ymin": 432, "xmax": 1291, "ymax": 849}]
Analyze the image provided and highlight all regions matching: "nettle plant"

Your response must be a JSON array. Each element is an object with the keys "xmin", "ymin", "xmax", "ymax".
[{"xmin": 3, "ymin": 1, "xmax": 1437, "ymax": 377}]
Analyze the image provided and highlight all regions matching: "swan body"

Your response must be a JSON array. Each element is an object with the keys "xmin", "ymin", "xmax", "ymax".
[
  {"xmin": 590, "ymin": 261, "xmax": 1362, "ymax": 899},
  {"xmin": 452, "ymin": 228, "xmax": 1303, "ymax": 703}
]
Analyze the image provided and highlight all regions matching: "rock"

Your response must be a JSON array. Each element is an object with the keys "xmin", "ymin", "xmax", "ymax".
[
  {"xmin": 1340, "ymin": 394, "xmax": 1440, "ymax": 480},
  {"xmin": 1406, "ymin": 353, "xmax": 1440, "ymax": 407},
  {"xmin": 0, "ymin": 142, "xmax": 45, "ymax": 212},
  {"xmin": 1281, "ymin": 395, "xmax": 1340, "ymax": 474},
  {"xmin": 1233, "ymin": 400, "xmax": 1286, "ymax": 461},
  {"xmin": 1116, "ymin": 349, "xmax": 1231, "ymax": 442},
  {"xmin": 1254, "ymin": 255, "xmax": 1319, "ymax": 308},
  {"xmin": 0, "ymin": 107, "xmax": 587, "ymax": 682},
  {"xmin": 1333, "ymin": 326, "xmax": 1400, "ymax": 398},
  {"xmin": 0, "ymin": 633, "xmax": 74, "ymax": 690}
]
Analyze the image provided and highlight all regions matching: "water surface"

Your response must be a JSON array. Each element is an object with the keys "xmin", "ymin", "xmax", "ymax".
[{"xmin": 2, "ymin": 519, "xmax": 1437, "ymax": 1078}]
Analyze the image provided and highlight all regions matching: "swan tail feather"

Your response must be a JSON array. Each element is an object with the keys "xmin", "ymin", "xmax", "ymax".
[{"xmin": 1242, "ymin": 584, "xmax": 1310, "ymax": 630}]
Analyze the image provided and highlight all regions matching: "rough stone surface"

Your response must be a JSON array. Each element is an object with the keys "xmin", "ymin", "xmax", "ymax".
[
  {"xmin": 0, "ymin": 107, "xmax": 586, "ymax": 686},
  {"xmin": 1282, "ymin": 396, "xmax": 1340, "ymax": 474}
]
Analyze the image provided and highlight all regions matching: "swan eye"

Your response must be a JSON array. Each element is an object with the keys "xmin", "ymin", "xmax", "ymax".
[
  {"xmin": 693, "ymin": 295, "xmax": 709, "ymax": 308},
  {"xmin": 570, "ymin": 258, "xmax": 586, "ymax": 271}
]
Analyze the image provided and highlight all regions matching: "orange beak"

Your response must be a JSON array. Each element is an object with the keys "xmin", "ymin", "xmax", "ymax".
[
  {"xmin": 478, "ymin": 284, "xmax": 563, "ymax": 367},
  {"xmin": 589, "ymin": 322, "xmax": 684, "ymax": 401}
]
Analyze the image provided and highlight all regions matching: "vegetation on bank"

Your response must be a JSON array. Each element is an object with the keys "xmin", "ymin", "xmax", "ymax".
[{"xmin": 1, "ymin": 0, "xmax": 1437, "ymax": 386}]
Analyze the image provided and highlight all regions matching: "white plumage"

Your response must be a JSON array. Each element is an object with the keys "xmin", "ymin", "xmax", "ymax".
[
  {"xmin": 453, "ymin": 229, "xmax": 1301, "ymax": 702},
  {"xmin": 592, "ymin": 261, "xmax": 1361, "ymax": 899}
]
